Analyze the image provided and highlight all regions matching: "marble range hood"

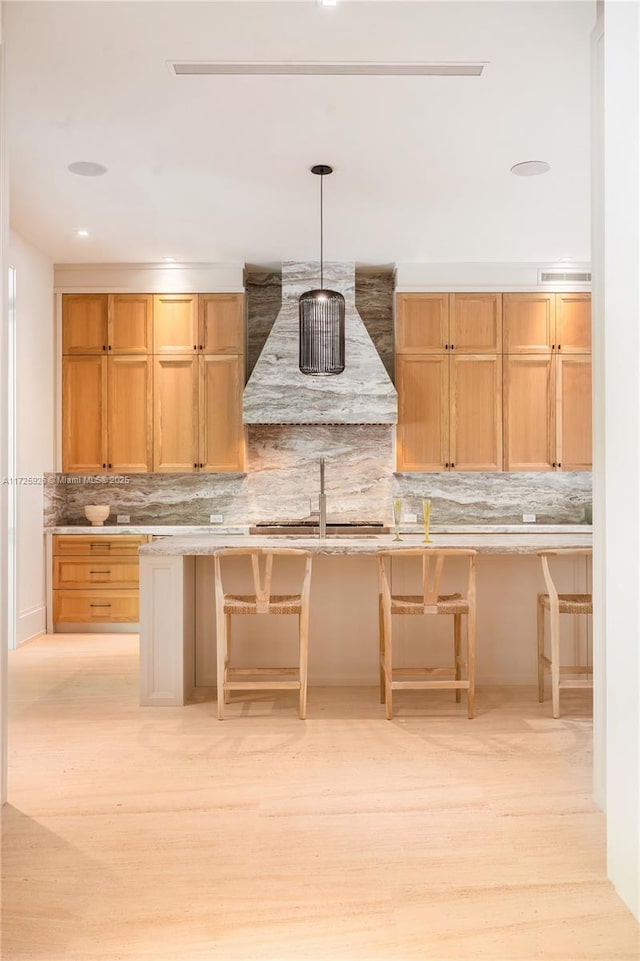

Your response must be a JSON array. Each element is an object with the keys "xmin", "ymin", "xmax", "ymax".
[{"xmin": 243, "ymin": 262, "xmax": 397, "ymax": 425}]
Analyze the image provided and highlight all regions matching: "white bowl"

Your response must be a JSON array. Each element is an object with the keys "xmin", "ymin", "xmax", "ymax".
[{"xmin": 84, "ymin": 504, "xmax": 110, "ymax": 526}]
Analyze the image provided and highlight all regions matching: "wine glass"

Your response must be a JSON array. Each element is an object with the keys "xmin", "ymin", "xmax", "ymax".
[
  {"xmin": 392, "ymin": 499, "xmax": 402, "ymax": 541},
  {"xmin": 422, "ymin": 498, "xmax": 432, "ymax": 543}
]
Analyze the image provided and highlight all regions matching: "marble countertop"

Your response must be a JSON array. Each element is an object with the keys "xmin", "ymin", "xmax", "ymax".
[
  {"xmin": 139, "ymin": 531, "xmax": 593, "ymax": 557},
  {"xmin": 46, "ymin": 523, "xmax": 592, "ymax": 537}
]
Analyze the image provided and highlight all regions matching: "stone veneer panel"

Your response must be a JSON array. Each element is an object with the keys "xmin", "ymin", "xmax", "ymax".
[
  {"xmin": 355, "ymin": 267, "xmax": 394, "ymax": 380},
  {"xmin": 245, "ymin": 266, "xmax": 282, "ymax": 377},
  {"xmin": 242, "ymin": 262, "xmax": 397, "ymax": 425},
  {"xmin": 45, "ymin": 460, "xmax": 592, "ymax": 529}
]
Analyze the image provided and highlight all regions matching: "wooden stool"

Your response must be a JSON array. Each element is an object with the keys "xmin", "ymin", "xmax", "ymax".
[
  {"xmin": 213, "ymin": 548, "xmax": 313, "ymax": 720},
  {"xmin": 377, "ymin": 548, "xmax": 477, "ymax": 719},
  {"xmin": 537, "ymin": 548, "xmax": 593, "ymax": 718}
]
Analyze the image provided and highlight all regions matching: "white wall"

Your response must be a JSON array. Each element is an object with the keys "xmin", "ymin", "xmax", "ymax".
[
  {"xmin": 602, "ymin": 0, "xmax": 640, "ymax": 920},
  {"xmin": 9, "ymin": 230, "xmax": 54, "ymax": 643}
]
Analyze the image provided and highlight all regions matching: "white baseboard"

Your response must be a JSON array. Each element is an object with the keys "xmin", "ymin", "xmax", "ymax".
[{"xmin": 17, "ymin": 605, "xmax": 47, "ymax": 646}]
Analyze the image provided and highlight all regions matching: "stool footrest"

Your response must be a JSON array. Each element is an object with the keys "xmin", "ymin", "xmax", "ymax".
[
  {"xmin": 229, "ymin": 667, "xmax": 298, "ymax": 676},
  {"xmin": 559, "ymin": 679, "xmax": 593, "ymax": 689},
  {"xmin": 225, "ymin": 680, "xmax": 300, "ymax": 690},
  {"xmin": 392, "ymin": 679, "xmax": 470, "ymax": 691}
]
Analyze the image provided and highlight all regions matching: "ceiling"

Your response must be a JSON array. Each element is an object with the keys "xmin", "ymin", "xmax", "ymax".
[{"xmin": 3, "ymin": 0, "xmax": 594, "ymax": 266}]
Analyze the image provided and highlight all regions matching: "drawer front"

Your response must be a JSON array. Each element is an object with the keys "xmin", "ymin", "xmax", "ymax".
[
  {"xmin": 53, "ymin": 590, "xmax": 139, "ymax": 623},
  {"xmin": 53, "ymin": 535, "xmax": 146, "ymax": 556},
  {"xmin": 53, "ymin": 557, "xmax": 139, "ymax": 589}
]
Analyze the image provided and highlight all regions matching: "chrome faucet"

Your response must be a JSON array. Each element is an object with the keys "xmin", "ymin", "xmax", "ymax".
[{"xmin": 319, "ymin": 457, "xmax": 327, "ymax": 538}]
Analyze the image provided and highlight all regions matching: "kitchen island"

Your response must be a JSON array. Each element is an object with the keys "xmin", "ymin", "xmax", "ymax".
[{"xmin": 139, "ymin": 529, "xmax": 592, "ymax": 707}]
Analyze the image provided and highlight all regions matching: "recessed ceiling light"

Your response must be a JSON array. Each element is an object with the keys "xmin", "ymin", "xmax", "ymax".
[
  {"xmin": 75, "ymin": 229, "xmax": 89, "ymax": 238},
  {"xmin": 163, "ymin": 257, "xmax": 176, "ymax": 263},
  {"xmin": 68, "ymin": 161, "xmax": 108, "ymax": 177},
  {"xmin": 510, "ymin": 160, "xmax": 550, "ymax": 177},
  {"xmin": 320, "ymin": 0, "xmax": 338, "ymax": 6}
]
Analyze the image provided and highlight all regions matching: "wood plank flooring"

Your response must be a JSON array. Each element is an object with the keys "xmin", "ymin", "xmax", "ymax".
[{"xmin": 2, "ymin": 633, "xmax": 638, "ymax": 961}]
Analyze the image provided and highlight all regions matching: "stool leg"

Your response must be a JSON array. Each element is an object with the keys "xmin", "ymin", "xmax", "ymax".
[
  {"xmin": 216, "ymin": 604, "xmax": 227, "ymax": 721},
  {"xmin": 378, "ymin": 594, "xmax": 386, "ymax": 704},
  {"xmin": 383, "ymin": 602, "xmax": 393, "ymax": 720},
  {"xmin": 454, "ymin": 614, "xmax": 462, "ymax": 703},
  {"xmin": 224, "ymin": 613, "xmax": 232, "ymax": 703},
  {"xmin": 537, "ymin": 596, "xmax": 545, "ymax": 703},
  {"xmin": 298, "ymin": 608, "xmax": 309, "ymax": 721},
  {"xmin": 467, "ymin": 610, "xmax": 476, "ymax": 720},
  {"xmin": 550, "ymin": 602, "xmax": 561, "ymax": 719}
]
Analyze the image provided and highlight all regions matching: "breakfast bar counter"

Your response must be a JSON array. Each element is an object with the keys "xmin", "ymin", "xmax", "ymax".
[{"xmin": 139, "ymin": 530, "xmax": 592, "ymax": 707}]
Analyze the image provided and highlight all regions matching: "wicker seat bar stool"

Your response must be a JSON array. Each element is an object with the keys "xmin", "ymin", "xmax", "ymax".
[
  {"xmin": 213, "ymin": 548, "xmax": 313, "ymax": 720},
  {"xmin": 537, "ymin": 548, "xmax": 593, "ymax": 718},
  {"xmin": 377, "ymin": 548, "xmax": 477, "ymax": 719}
]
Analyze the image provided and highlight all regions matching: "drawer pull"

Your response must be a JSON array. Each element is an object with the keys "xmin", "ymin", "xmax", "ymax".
[
  {"xmin": 90, "ymin": 603, "xmax": 112, "ymax": 608},
  {"xmin": 90, "ymin": 570, "xmax": 111, "ymax": 574},
  {"xmin": 90, "ymin": 543, "xmax": 111, "ymax": 550}
]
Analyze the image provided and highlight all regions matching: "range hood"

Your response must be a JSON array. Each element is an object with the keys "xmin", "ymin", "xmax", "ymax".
[{"xmin": 243, "ymin": 262, "xmax": 397, "ymax": 425}]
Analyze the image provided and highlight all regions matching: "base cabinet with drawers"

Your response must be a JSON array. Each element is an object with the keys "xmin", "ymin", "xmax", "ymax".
[{"xmin": 52, "ymin": 535, "xmax": 148, "ymax": 625}]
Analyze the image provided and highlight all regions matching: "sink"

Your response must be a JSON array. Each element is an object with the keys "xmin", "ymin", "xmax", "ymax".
[{"xmin": 250, "ymin": 521, "xmax": 389, "ymax": 536}]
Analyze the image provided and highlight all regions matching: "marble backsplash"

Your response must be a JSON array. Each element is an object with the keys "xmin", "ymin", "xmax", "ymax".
[{"xmin": 45, "ymin": 429, "xmax": 592, "ymax": 527}]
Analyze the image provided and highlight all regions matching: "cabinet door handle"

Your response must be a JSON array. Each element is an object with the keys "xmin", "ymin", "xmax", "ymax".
[
  {"xmin": 558, "ymin": 462, "xmax": 562, "ymax": 468},
  {"xmin": 445, "ymin": 344, "xmax": 449, "ymax": 350},
  {"xmin": 102, "ymin": 345, "xmax": 107, "ymax": 351},
  {"xmin": 557, "ymin": 344, "xmax": 561, "ymax": 350},
  {"xmin": 450, "ymin": 344, "xmax": 455, "ymax": 350},
  {"xmin": 108, "ymin": 345, "xmax": 112, "ymax": 351},
  {"xmin": 451, "ymin": 462, "xmax": 455, "ymax": 468},
  {"xmin": 552, "ymin": 462, "xmax": 557, "ymax": 468},
  {"xmin": 194, "ymin": 345, "xmax": 198, "ymax": 351},
  {"xmin": 552, "ymin": 345, "xmax": 556, "ymax": 350},
  {"xmin": 193, "ymin": 463, "xmax": 197, "ymax": 469}
]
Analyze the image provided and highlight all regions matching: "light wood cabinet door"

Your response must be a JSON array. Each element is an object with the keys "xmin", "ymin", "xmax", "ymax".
[
  {"xmin": 109, "ymin": 294, "xmax": 153, "ymax": 354},
  {"xmin": 450, "ymin": 355, "xmax": 502, "ymax": 471},
  {"xmin": 62, "ymin": 295, "xmax": 108, "ymax": 354},
  {"xmin": 556, "ymin": 293, "xmax": 591, "ymax": 352},
  {"xmin": 503, "ymin": 293, "xmax": 555, "ymax": 353},
  {"xmin": 53, "ymin": 590, "xmax": 139, "ymax": 623},
  {"xmin": 199, "ymin": 294, "xmax": 245, "ymax": 354},
  {"xmin": 107, "ymin": 356, "xmax": 153, "ymax": 472},
  {"xmin": 62, "ymin": 355, "xmax": 107, "ymax": 472},
  {"xmin": 556, "ymin": 354, "xmax": 592, "ymax": 470},
  {"xmin": 153, "ymin": 294, "xmax": 198, "ymax": 353},
  {"xmin": 153, "ymin": 356, "xmax": 198, "ymax": 472},
  {"xmin": 395, "ymin": 294, "xmax": 449, "ymax": 353},
  {"xmin": 503, "ymin": 355, "xmax": 555, "ymax": 471},
  {"xmin": 396, "ymin": 355, "xmax": 449, "ymax": 470},
  {"xmin": 199, "ymin": 355, "xmax": 246, "ymax": 472},
  {"xmin": 450, "ymin": 293, "xmax": 502, "ymax": 353}
]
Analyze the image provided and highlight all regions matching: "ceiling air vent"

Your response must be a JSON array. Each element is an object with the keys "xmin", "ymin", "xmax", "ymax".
[
  {"xmin": 539, "ymin": 269, "xmax": 591, "ymax": 284},
  {"xmin": 169, "ymin": 61, "xmax": 485, "ymax": 77}
]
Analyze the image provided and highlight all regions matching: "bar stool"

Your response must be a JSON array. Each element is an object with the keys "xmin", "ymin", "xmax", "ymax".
[
  {"xmin": 377, "ymin": 548, "xmax": 477, "ymax": 719},
  {"xmin": 213, "ymin": 548, "xmax": 313, "ymax": 720},
  {"xmin": 537, "ymin": 548, "xmax": 593, "ymax": 718}
]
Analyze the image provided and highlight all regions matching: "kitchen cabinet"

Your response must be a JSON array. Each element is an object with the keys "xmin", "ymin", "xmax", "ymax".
[
  {"xmin": 62, "ymin": 355, "xmax": 152, "ymax": 472},
  {"xmin": 396, "ymin": 353, "xmax": 502, "ymax": 471},
  {"xmin": 503, "ymin": 292, "xmax": 591, "ymax": 353},
  {"xmin": 396, "ymin": 293, "xmax": 502, "ymax": 354},
  {"xmin": 62, "ymin": 294, "xmax": 153, "ymax": 354},
  {"xmin": 502, "ymin": 293, "xmax": 591, "ymax": 471},
  {"xmin": 395, "ymin": 293, "xmax": 502, "ymax": 471},
  {"xmin": 503, "ymin": 353, "xmax": 592, "ymax": 471},
  {"xmin": 153, "ymin": 354, "xmax": 245, "ymax": 472},
  {"xmin": 52, "ymin": 534, "xmax": 147, "ymax": 625},
  {"xmin": 153, "ymin": 293, "xmax": 245, "ymax": 354}
]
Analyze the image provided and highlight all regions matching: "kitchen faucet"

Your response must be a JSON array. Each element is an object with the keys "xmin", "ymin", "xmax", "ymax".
[{"xmin": 319, "ymin": 457, "xmax": 327, "ymax": 538}]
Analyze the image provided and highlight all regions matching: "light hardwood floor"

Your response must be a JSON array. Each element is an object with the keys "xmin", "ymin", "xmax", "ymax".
[{"xmin": 2, "ymin": 634, "xmax": 638, "ymax": 961}]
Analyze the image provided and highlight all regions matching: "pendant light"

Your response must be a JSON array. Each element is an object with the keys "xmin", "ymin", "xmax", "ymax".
[{"xmin": 299, "ymin": 164, "xmax": 345, "ymax": 376}]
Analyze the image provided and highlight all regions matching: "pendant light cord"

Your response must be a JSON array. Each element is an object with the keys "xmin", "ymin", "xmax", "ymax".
[{"xmin": 319, "ymin": 172, "xmax": 324, "ymax": 290}]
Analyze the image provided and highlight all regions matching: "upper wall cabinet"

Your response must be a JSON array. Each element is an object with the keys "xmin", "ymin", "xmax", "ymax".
[
  {"xmin": 396, "ymin": 293, "xmax": 501, "ymax": 353},
  {"xmin": 154, "ymin": 293, "xmax": 245, "ymax": 354},
  {"xmin": 153, "ymin": 294, "xmax": 199, "ymax": 353},
  {"xmin": 63, "ymin": 294, "xmax": 153, "ymax": 354},
  {"xmin": 199, "ymin": 294, "xmax": 245, "ymax": 354},
  {"xmin": 62, "ymin": 295, "xmax": 108, "ymax": 354},
  {"xmin": 503, "ymin": 293, "xmax": 591, "ymax": 353}
]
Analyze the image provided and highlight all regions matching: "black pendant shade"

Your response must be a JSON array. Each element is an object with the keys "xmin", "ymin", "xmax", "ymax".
[{"xmin": 299, "ymin": 164, "xmax": 346, "ymax": 376}]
